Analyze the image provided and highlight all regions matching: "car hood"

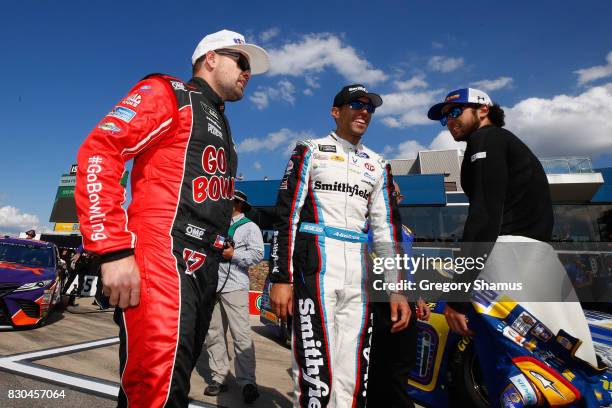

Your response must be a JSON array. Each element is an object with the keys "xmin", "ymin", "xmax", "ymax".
[{"xmin": 0, "ymin": 262, "xmax": 55, "ymax": 283}]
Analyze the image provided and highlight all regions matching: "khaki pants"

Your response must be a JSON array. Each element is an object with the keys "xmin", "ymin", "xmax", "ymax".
[{"xmin": 205, "ymin": 290, "xmax": 256, "ymax": 386}]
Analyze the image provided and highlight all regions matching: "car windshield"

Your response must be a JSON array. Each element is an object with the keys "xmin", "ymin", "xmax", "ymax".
[{"xmin": 0, "ymin": 243, "xmax": 54, "ymax": 267}]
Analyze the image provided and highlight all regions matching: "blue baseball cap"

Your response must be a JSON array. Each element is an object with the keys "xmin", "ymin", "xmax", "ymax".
[{"xmin": 427, "ymin": 88, "xmax": 493, "ymax": 120}]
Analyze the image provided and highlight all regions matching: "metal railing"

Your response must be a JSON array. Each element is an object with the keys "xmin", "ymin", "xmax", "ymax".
[{"xmin": 539, "ymin": 157, "xmax": 594, "ymax": 174}]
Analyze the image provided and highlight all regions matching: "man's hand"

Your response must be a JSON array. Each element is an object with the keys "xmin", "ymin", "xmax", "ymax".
[
  {"xmin": 100, "ymin": 255, "xmax": 141, "ymax": 309},
  {"xmin": 416, "ymin": 298, "xmax": 431, "ymax": 321},
  {"xmin": 443, "ymin": 304, "xmax": 475, "ymax": 336},
  {"xmin": 389, "ymin": 293, "xmax": 411, "ymax": 333},
  {"xmin": 221, "ymin": 245, "xmax": 234, "ymax": 260},
  {"xmin": 270, "ymin": 283, "xmax": 293, "ymax": 322}
]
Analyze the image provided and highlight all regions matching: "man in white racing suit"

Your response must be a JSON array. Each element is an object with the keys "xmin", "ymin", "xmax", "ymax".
[{"xmin": 269, "ymin": 84, "xmax": 411, "ymax": 407}]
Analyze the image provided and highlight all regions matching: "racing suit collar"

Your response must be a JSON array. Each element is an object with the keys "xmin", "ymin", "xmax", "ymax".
[
  {"xmin": 330, "ymin": 131, "xmax": 363, "ymax": 151},
  {"xmin": 231, "ymin": 213, "xmax": 245, "ymax": 224},
  {"xmin": 189, "ymin": 77, "xmax": 225, "ymax": 112}
]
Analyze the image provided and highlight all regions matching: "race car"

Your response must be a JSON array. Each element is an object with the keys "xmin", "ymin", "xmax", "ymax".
[
  {"xmin": 0, "ymin": 237, "xmax": 64, "ymax": 328},
  {"xmin": 260, "ymin": 279, "xmax": 612, "ymax": 407}
]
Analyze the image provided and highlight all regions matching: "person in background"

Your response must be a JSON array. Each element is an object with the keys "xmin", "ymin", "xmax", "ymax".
[
  {"xmin": 203, "ymin": 190, "xmax": 264, "ymax": 403},
  {"xmin": 367, "ymin": 181, "xmax": 430, "ymax": 407}
]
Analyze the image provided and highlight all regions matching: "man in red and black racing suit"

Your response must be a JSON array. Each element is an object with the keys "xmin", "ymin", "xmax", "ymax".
[
  {"xmin": 75, "ymin": 29, "xmax": 269, "ymax": 407},
  {"xmin": 269, "ymin": 84, "xmax": 412, "ymax": 407}
]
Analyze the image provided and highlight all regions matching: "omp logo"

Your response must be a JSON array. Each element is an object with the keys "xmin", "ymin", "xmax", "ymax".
[
  {"xmin": 299, "ymin": 298, "xmax": 329, "ymax": 404},
  {"xmin": 183, "ymin": 248, "xmax": 206, "ymax": 275},
  {"xmin": 349, "ymin": 86, "xmax": 367, "ymax": 93},
  {"xmin": 185, "ymin": 224, "xmax": 205, "ymax": 240}
]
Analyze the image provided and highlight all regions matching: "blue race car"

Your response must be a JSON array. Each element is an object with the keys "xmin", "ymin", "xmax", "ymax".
[
  {"xmin": 260, "ymin": 279, "xmax": 612, "ymax": 407},
  {"xmin": 0, "ymin": 237, "xmax": 64, "ymax": 328}
]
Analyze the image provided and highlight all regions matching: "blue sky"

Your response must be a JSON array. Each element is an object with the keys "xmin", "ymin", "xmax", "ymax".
[{"xmin": 1, "ymin": 0, "xmax": 612, "ymax": 233}]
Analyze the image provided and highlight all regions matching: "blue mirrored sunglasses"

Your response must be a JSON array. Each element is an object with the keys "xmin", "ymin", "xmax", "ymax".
[
  {"xmin": 440, "ymin": 106, "xmax": 466, "ymax": 126},
  {"xmin": 348, "ymin": 100, "xmax": 376, "ymax": 113}
]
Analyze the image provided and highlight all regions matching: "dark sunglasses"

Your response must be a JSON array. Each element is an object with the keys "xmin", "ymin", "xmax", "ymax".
[
  {"xmin": 440, "ymin": 104, "xmax": 481, "ymax": 126},
  {"xmin": 215, "ymin": 50, "xmax": 250, "ymax": 71},
  {"xmin": 348, "ymin": 100, "xmax": 376, "ymax": 113},
  {"xmin": 392, "ymin": 191, "xmax": 405, "ymax": 200}
]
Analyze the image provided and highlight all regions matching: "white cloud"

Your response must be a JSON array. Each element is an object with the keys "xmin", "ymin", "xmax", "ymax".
[
  {"xmin": 504, "ymin": 83, "xmax": 612, "ymax": 157},
  {"xmin": 377, "ymin": 87, "xmax": 444, "ymax": 128},
  {"xmin": 432, "ymin": 41, "xmax": 444, "ymax": 49},
  {"xmin": 267, "ymin": 33, "xmax": 388, "ymax": 84},
  {"xmin": 575, "ymin": 51, "xmax": 612, "ymax": 86},
  {"xmin": 394, "ymin": 74, "xmax": 428, "ymax": 91},
  {"xmin": 238, "ymin": 128, "xmax": 318, "ymax": 154},
  {"xmin": 470, "ymin": 76, "xmax": 514, "ymax": 91},
  {"xmin": 0, "ymin": 205, "xmax": 39, "ymax": 230},
  {"xmin": 303, "ymin": 88, "xmax": 314, "ymax": 96},
  {"xmin": 384, "ymin": 130, "xmax": 465, "ymax": 160},
  {"xmin": 259, "ymin": 27, "xmax": 280, "ymax": 42},
  {"xmin": 253, "ymin": 161, "xmax": 262, "ymax": 170},
  {"xmin": 249, "ymin": 79, "xmax": 296, "ymax": 110},
  {"xmin": 428, "ymin": 56, "xmax": 464, "ymax": 73}
]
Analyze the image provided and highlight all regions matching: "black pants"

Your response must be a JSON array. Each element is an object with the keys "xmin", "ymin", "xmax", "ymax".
[{"xmin": 367, "ymin": 301, "xmax": 417, "ymax": 408}]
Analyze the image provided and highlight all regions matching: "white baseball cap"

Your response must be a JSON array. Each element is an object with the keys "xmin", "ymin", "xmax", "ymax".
[{"xmin": 191, "ymin": 29, "xmax": 270, "ymax": 75}]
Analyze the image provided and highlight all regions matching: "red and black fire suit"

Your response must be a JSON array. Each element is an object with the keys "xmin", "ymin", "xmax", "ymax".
[{"xmin": 75, "ymin": 74, "xmax": 237, "ymax": 407}]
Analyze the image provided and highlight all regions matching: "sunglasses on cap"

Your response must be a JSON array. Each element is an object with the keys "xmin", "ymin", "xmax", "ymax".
[
  {"xmin": 348, "ymin": 100, "xmax": 376, "ymax": 113},
  {"xmin": 215, "ymin": 49, "xmax": 250, "ymax": 72}
]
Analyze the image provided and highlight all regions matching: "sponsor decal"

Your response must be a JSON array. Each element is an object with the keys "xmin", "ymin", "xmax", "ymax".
[
  {"xmin": 313, "ymin": 153, "xmax": 329, "ymax": 160},
  {"xmin": 233, "ymin": 37, "xmax": 245, "ymax": 44},
  {"xmin": 121, "ymin": 93, "xmax": 141, "ymax": 107},
  {"xmin": 355, "ymin": 150, "xmax": 369, "ymax": 159},
  {"xmin": 98, "ymin": 122, "xmax": 122, "ymax": 133},
  {"xmin": 364, "ymin": 163, "xmax": 375, "ymax": 171},
  {"xmin": 284, "ymin": 161, "xmax": 294, "ymax": 176},
  {"xmin": 171, "ymin": 80, "xmax": 187, "ymax": 91},
  {"xmin": 85, "ymin": 156, "xmax": 107, "ymax": 241},
  {"xmin": 556, "ymin": 335, "xmax": 573, "ymax": 351},
  {"xmin": 313, "ymin": 180, "xmax": 371, "ymax": 200},
  {"xmin": 363, "ymin": 172, "xmax": 377, "ymax": 182},
  {"xmin": 313, "ymin": 163, "xmax": 328, "ymax": 169},
  {"xmin": 511, "ymin": 311, "xmax": 536, "ymax": 336},
  {"xmin": 501, "ymin": 384, "xmax": 523, "ymax": 407},
  {"xmin": 510, "ymin": 374, "xmax": 539, "ymax": 405},
  {"xmin": 108, "ymin": 106, "xmax": 136, "ymax": 123},
  {"xmin": 330, "ymin": 155, "xmax": 345, "ymax": 162},
  {"xmin": 361, "ymin": 179, "xmax": 375, "ymax": 187},
  {"xmin": 192, "ymin": 145, "xmax": 234, "ymax": 203},
  {"xmin": 349, "ymin": 86, "xmax": 367, "ymax": 93},
  {"xmin": 207, "ymin": 122, "xmax": 223, "ymax": 139},
  {"xmin": 445, "ymin": 93, "xmax": 460, "ymax": 102},
  {"xmin": 471, "ymin": 151, "xmax": 487, "ymax": 162},
  {"xmin": 185, "ymin": 223, "xmax": 206, "ymax": 240},
  {"xmin": 201, "ymin": 102, "xmax": 221, "ymax": 121},
  {"xmin": 298, "ymin": 298, "xmax": 329, "ymax": 403},
  {"xmin": 183, "ymin": 248, "xmax": 206, "ymax": 275},
  {"xmin": 502, "ymin": 326, "xmax": 526, "ymax": 346},
  {"xmin": 530, "ymin": 323, "xmax": 553, "ymax": 342},
  {"xmin": 279, "ymin": 179, "xmax": 288, "ymax": 190},
  {"xmin": 318, "ymin": 144, "xmax": 336, "ymax": 153},
  {"xmin": 270, "ymin": 231, "xmax": 280, "ymax": 274},
  {"xmin": 138, "ymin": 85, "xmax": 152, "ymax": 92}
]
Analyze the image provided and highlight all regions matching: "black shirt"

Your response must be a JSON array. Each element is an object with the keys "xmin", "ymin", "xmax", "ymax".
[{"xmin": 461, "ymin": 125, "xmax": 553, "ymax": 242}]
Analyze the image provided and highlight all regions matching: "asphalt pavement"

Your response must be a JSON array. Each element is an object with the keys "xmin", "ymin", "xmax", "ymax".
[{"xmin": 0, "ymin": 300, "xmax": 293, "ymax": 408}]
